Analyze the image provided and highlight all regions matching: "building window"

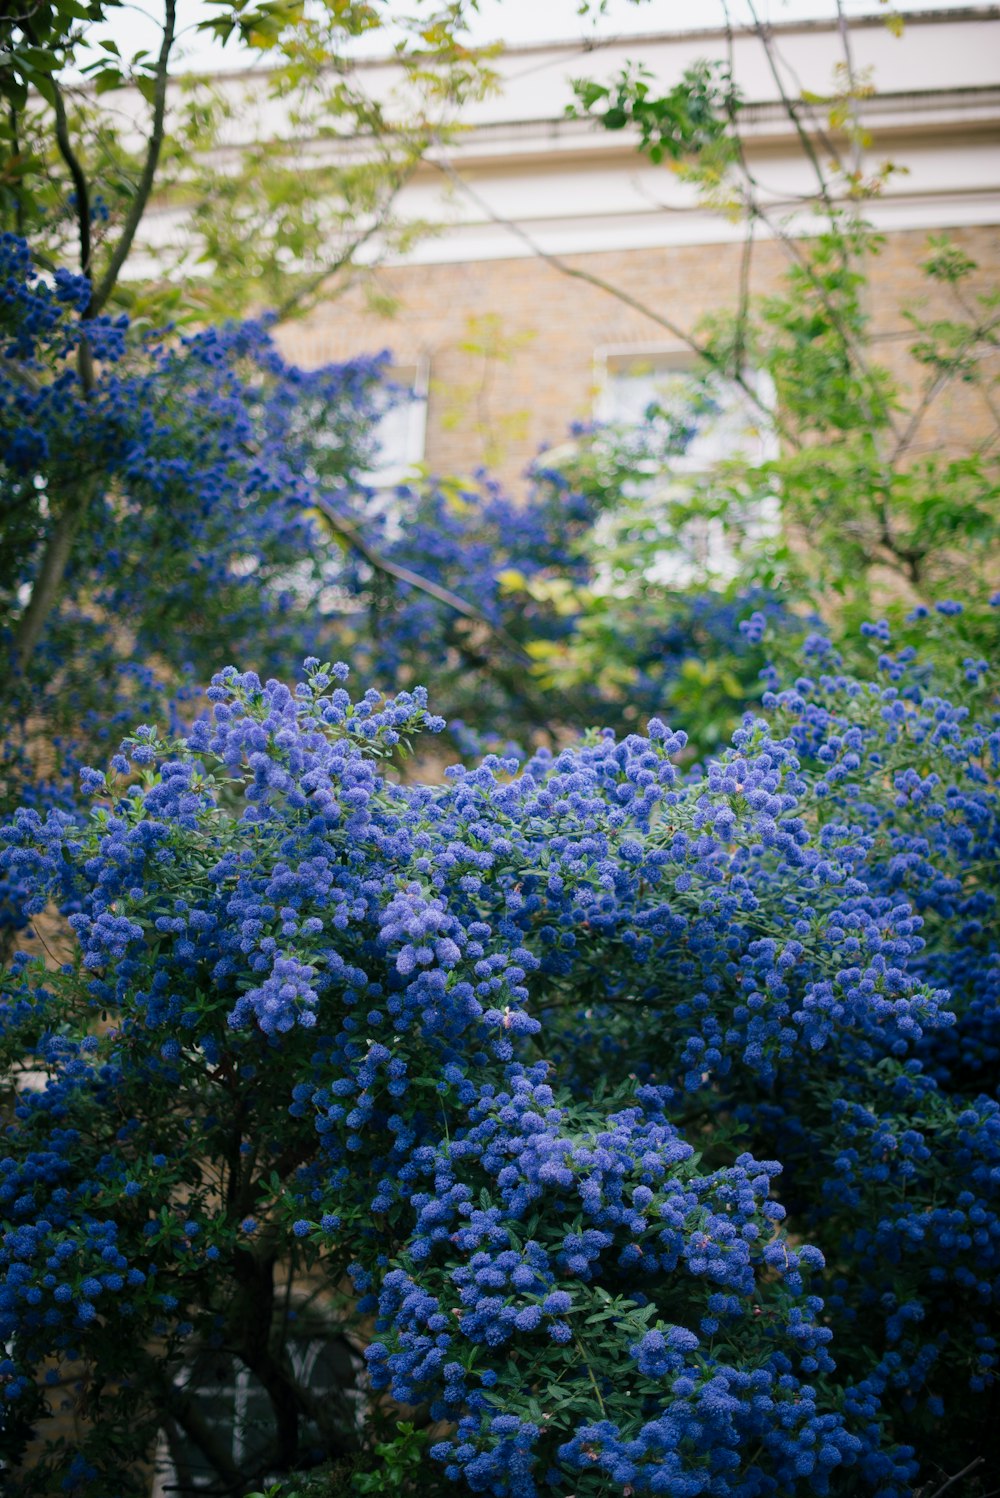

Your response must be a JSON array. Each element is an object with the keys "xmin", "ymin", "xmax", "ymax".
[
  {"xmin": 366, "ymin": 361, "xmax": 429, "ymax": 487},
  {"xmin": 594, "ymin": 347, "xmax": 777, "ymax": 582},
  {"xmin": 152, "ymin": 1337, "xmax": 364, "ymax": 1495}
]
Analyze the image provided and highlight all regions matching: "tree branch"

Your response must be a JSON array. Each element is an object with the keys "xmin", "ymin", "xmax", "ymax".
[
  {"xmin": 12, "ymin": 476, "xmax": 99, "ymax": 673},
  {"xmin": 834, "ymin": 0, "xmax": 865, "ymax": 181},
  {"xmin": 8, "ymin": 102, "xmax": 25, "ymax": 236},
  {"xmin": 892, "ymin": 310, "xmax": 1000, "ymax": 467},
  {"xmin": 10, "ymin": 2, "xmax": 177, "ymax": 676},
  {"xmin": 430, "ymin": 153, "xmax": 788, "ymax": 444},
  {"xmin": 147, "ymin": 1349, "xmax": 249, "ymax": 1495},
  {"xmin": 88, "ymin": 0, "xmax": 177, "ymax": 316},
  {"xmin": 161, "ymin": 1405, "xmax": 247, "ymax": 1496},
  {"xmin": 733, "ymin": 207, "xmax": 755, "ymax": 373},
  {"xmin": 921, "ymin": 1457, "xmax": 985, "ymax": 1498},
  {"xmin": 0, "ymin": 354, "xmax": 40, "ymax": 394},
  {"xmin": 745, "ymin": 0, "xmax": 839, "ymax": 217},
  {"xmin": 722, "ymin": 3, "xmax": 898, "ymax": 445},
  {"xmin": 51, "ymin": 82, "xmax": 91, "ymax": 280},
  {"xmin": 18, "ymin": 12, "xmax": 93, "ymax": 286},
  {"xmin": 311, "ymin": 493, "xmax": 531, "ymax": 665},
  {"xmin": 272, "ymin": 164, "xmax": 414, "ymax": 323}
]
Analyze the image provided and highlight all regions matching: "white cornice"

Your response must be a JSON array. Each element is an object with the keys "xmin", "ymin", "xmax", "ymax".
[
  {"xmin": 119, "ymin": 7, "xmax": 1000, "ymax": 276},
  {"xmin": 356, "ymin": 191, "xmax": 1000, "ymax": 268},
  {"xmin": 154, "ymin": 6, "xmax": 1000, "ymax": 87}
]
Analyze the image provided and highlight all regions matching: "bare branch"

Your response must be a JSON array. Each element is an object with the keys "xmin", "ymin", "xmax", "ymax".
[
  {"xmin": 11, "ymin": 65, "xmax": 101, "ymax": 674},
  {"xmin": 9, "ymin": 4, "xmax": 178, "ymax": 675},
  {"xmin": 88, "ymin": 0, "xmax": 177, "ymax": 315},
  {"xmin": 51, "ymin": 80, "xmax": 91, "ymax": 281},
  {"xmin": 430, "ymin": 153, "xmax": 790, "ymax": 445},
  {"xmin": 272, "ymin": 164, "xmax": 416, "ymax": 323},
  {"xmin": 920, "ymin": 1457, "xmax": 985, "ymax": 1498},
  {"xmin": 0, "ymin": 355, "xmax": 40, "ymax": 394},
  {"xmin": 13, "ymin": 476, "xmax": 100, "ymax": 673},
  {"xmin": 7, "ymin": 102, "xmax": 25, "ymax": 236},
  {"xmin": 311, "ymin": 493, "xmax": 532, "ymax": 665},
  {"xmin": 834, "ymin": 0, "xmax": 865, "ymax": 180},
  {"xmin": 716, "ymin": 11, "xmax": 900, "ymax": 445},
  {"xmin": 734, "ymin": 208, "xmax": 755, "ymax": 373},
  {"xmin": 890, "ymin": 313, "xmax": 1000, "ymax": 468},
  {"xmin": 745, "ymin": 0, "xmax": 839, "ymax": 216},
  {"xmin": 158, "ymin": 1396, "xmax": 245, "ymax": 1494}
]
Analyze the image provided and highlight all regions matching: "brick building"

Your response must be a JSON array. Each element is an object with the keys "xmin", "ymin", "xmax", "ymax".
[{"xmin": 273, "ymin": 5, "xmax": 1000, "ymax": 493}]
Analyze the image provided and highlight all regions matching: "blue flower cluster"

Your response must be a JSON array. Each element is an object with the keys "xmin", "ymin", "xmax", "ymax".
[
  {"xmin": 717, "ymin": 627, "xmax": 1000, "ymax": 1446},
  {"xmin": 1, "ymin": 233, "xmax": 396, "ymax": 884},
  {"xmin": 3, "ymin": 225, "xmax": 793, "ymax": 855},
  {"xmin": 0, "ymin": 613, "xmax": 995, "ymax": 1493},
  {"xmin": 363, "ymin": 1073, "xmax": 894, "ymax": 1496}
]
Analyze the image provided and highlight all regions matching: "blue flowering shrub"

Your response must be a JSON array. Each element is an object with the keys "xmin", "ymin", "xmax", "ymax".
[
  {"xmin": 0, "ymin": 610, "xmax": 995, "ymax": 1495},
  {"xmin": 1, "ymin": 227, "xmax": 790, "ymax": 858},
  {"xmin": 0, "ymin": 232, "xmax": 392, "ymax": 791}
]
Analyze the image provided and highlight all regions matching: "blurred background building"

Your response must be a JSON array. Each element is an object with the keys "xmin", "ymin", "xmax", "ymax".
[{"xmin": 271, "ymin": 5, "xmax": 1000, "ymax": 490}]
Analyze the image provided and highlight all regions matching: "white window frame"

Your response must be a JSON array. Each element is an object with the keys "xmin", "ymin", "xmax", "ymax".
[
  {"xmin": 594, "ymin": 344, "xmax": 777, "ymax": 462},
  {"xmin": 363, "ymin": 357, "xmax": 430, "ymax": 489},
  {"xmin": 593, "ymin": 343, "xmax": 778, "ymax": 583}
]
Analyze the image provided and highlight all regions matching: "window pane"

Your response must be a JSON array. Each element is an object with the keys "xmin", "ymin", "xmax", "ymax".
[
  {"xmin": 601, "ymin": 360, "xmax": 772, "ymax": 471},
  {"xmin": 153, "ymin": 1338, "xmax": 363, "ymax": 1495},
  {"xmin": 594, "ymin": 351, "xmax": 778, "ymax": 585},
  {"xmin": 367, "ymin": 365, "xmax": 427, "ymax": 485}
]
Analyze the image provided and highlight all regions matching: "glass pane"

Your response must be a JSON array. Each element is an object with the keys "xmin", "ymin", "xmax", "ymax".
[
  {"xmin": 366, "ymin": 366, "xmax": 427, "ymax": 485},
  {"xmin": 373, "ymin": 397, "xmax": 421, "ymax": 471},
  {"xmin": 155, "ymin": 1338, "xmax": 363, "ymax": 1495},
  {"xmin": 603, "ymin": 363, "xmax": 771, "ymax": 471}
]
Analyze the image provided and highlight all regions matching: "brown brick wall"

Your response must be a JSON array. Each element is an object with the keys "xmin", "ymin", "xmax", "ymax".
[{"xmin": 276, "ymin": 225, "xmax": 1000, "ymax": 493}]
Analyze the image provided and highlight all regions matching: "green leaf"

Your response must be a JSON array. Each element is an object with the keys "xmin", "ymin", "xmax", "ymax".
[
  {"xmin": 135, "ymin": 73, "xmax": 158, "ymax": 105},
  {"xmin": 94, "ymin": 68, "xmax": 126, "ymax": 94}
]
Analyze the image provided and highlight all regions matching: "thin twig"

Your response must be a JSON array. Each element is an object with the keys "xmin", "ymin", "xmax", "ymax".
[
  {"xmin": 921, "ymin": 1456, "xmax": 985, "ymax": 1498},
  {"xmin": 0, "ymin": 355, "xmax": 41, "ymax": 394},
  {"xmin": 889, "ymin": 314, "xmax": 1000, "ymax": 468},
  {"xmin": 574, "ymin": 1335, "xmax": 608, "ymax": 1419},
  {"xmin": 311, "ymin": 494, "xmax": 531, "ymax": 665},
  {"xmin": 834, "ymin": 0, "xmax": 865, "ymax": 181},
  {"xmin": 272, "ymin": 167, "xmax": 413, "ymax": 323},
  {"xmin": 430, "ymin": 153, "xmax": 785, "ymax": 442},
  {"xmin": 745, "ymin": 0, "xmax": 838, "ymax": 216},
  {"xmin": 760, "ymin": 16, "xmax": 847, "ymax": 179},
  {"xmin": 734, "ymin": 207, "xmax": 755, "ymax": 374},
  {"xmin": 734, "ymin": 6, "xmax": 899, "ymax": 443}
]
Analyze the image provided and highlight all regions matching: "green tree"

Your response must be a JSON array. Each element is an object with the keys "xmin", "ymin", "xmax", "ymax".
[
  {"xmin": 570, "ymin": 4, "xmax": 1000, "ymax": 607},
  {"xmin": 1, "ymin": 0, "xmax": 495, "ymax": 682},
  {"xmin": 476, "ymin": 1, "xmax": 1000, "ymax": 703}
]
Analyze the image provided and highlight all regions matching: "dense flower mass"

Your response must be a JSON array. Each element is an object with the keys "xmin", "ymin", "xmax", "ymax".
[
  {"xmin": 0, "ymin": 201, "xmax": 997, "ymax": 1498},
  {"xmin": 0, "ymin": 614, "xmax": 996, "ymax": 1494},
  {"xmin": 1, "ymin": 229, "xmax": 783, "ymax": 893}
]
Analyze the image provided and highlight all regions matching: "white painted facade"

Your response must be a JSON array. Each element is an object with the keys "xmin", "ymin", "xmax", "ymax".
[{"xmin": 132, "ymin": 5, "xmax": 1000, "ymax": 273}]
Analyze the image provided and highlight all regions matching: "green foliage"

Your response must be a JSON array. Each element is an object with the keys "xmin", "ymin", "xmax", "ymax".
[
  {"xmin": 552, "ymin": 26, "xmax": 1000, "ymax": 680},
  {"xmin": 699, "ymin": 219, "xmax": 1000, "ymax": 620},
  {"xmin": 351, "ymin": 1423, "xmax": 434, "ymax": 1494},
  {"xmin": 1, "ymin": 0, "xmax": 493, "ymax": 323},
  {"xmin": 569, "ymin": 60, "xmax": 738, "ymax": 168},
  {"xmin": 1, "ymin": 1, "xmax": 116, "ymax": 113},
  {"xmin": 241, "ymin": 1421, "xmax": 456, "ymax": 1497}
]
